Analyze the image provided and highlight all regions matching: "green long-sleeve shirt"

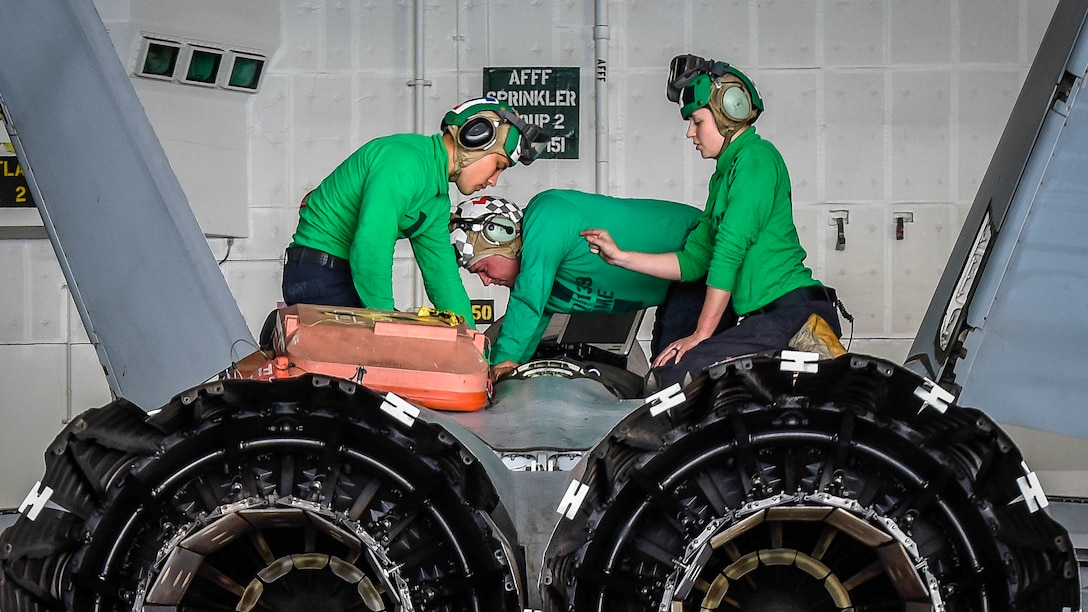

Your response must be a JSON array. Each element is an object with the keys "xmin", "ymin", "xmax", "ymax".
[
  {"xmin": 494, "ymin": 189, "xmax": 701, "ymax": 364},
  {"xmin": 289, "ymin": 133, "xmax": 473, "ymax": 324},
  {"xmin": 676, "ymin": 128, "xmax": 818, "ymax": 315}
]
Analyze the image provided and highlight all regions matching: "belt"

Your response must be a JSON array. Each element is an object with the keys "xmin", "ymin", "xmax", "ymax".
[
  {"xmin": 285, "ymin": 246, "xmax": 350, "ymax": 271},
  {"xmin": 746, "ymin": 285, "xmax": 836, "ymax": 316}
]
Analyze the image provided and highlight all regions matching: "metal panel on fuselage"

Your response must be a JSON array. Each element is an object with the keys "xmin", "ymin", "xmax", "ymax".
[
  {"xmin": 0, "ymin": 1, "xmax": 253, "ymax": 411},
  {"xmin": 907, "ymin": 0, "xmax": 1088, "ymax": 441}
]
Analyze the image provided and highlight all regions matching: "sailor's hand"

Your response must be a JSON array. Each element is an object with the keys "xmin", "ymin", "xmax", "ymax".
[
  {"xmin": 491, "ymin": 360, "xmax": 518, "ymax": 381},
  {"xmin": 580, "ymin": 229, "xmax": 623, "ymax": 265},
  {"xmin": 652, "ymin": 333, "xmax": 707, "ymax": 368}
]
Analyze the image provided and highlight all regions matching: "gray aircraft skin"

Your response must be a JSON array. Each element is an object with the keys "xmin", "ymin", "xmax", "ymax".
[
  {"xmin": 905, "ymin": 0, "xmax": 1088, "ymax": 494},
  {"xmin": 0, "ymin": 1, "xmax": 1085, "ymax": 610}
]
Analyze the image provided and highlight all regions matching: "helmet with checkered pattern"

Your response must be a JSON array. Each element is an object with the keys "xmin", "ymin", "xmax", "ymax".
[{"xmin": 449, "ymin": 195, "xmax": 524, "ymax": 267}]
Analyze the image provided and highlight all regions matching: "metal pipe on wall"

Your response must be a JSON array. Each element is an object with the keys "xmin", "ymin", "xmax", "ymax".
[
  {"xmin": 412, "ymin": 0, "xmax": 426, "ymax": 133},
  {"xmin": 594, "ymin": 0, "xmax": 610, "ymax": 194},
  {"xmin": 411, "ymin": 0, "xmax": 427, "ymax": 306}
]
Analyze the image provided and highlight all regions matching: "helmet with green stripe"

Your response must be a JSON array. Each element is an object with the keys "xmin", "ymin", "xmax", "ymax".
[
  {"xmin": 441, "ymin": 97, "xmax": 547, "ymax": 179},
  {"xmin": 667, "ymin": 54, "xmax": 763, "ymax": 136}
]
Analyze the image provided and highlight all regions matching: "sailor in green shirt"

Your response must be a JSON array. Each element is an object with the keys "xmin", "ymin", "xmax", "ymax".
[
  {"xmin": 449, "ymin": 189, "xmax": 702, "ymax": 379},
  {"xmin": 282, "ymin": 97, "xmax": 544, "ymax": 326},
  {"xmin": 583, "ymin": 55, "xmax": 842, "ymax": 390}
]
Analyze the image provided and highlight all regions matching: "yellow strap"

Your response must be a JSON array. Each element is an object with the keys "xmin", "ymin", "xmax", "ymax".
[{"xmin": 415, "ymin": 306, "xmax": 465, "ymax": 326}]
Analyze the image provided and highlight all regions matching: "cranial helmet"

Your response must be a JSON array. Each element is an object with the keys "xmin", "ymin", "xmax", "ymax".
[
  {"xmin": 441, "ymin": 97, "xmax": 547, "ymax": 179},
  {"xmin": 449, "ymin": 195, "xmax": 524, "ymax": 267},
  {"xmin": 666, "ymin": 54, "xmax": 764, "ymax": 138}
]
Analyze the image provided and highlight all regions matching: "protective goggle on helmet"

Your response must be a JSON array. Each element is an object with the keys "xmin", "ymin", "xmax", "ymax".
[
  {"xmin": 449, "ymin": 195, "xmax": 524, "ymax": 267},
  {"xmin": 497, "ymin": 108, "xmax": 548, "ymax": 166}
]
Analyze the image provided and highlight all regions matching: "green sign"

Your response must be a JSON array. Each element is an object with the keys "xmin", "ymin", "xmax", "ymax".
[{"xmin": 483, "ymin": 67, "xmax": 579, "ymax": 159}]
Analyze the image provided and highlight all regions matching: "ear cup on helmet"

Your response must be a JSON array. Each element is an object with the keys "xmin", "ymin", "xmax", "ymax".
[
  {"xmin": 482, "ymin": 216, "xmax": 518, "ymax": 244},
  {"xmin": 458, "ymin": 115, "xmax": 497, "ymax": 150},
  {"xmin": 720, "ymin": 84, "xmax": 752, "ymax": 121}
]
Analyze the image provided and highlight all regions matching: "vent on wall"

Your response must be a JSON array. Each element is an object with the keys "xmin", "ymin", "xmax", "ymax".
[{"xmin": 135, "ymin": 35, "xmax": 265, "ymax": 93}]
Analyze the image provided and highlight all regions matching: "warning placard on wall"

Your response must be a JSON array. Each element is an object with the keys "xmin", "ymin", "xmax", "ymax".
[
  {"xmin": 1, "ymin": 117, "xmax": 35, "ymax": 208},
  {"xmin": 483, "ymin": 67, "xmax": 579, "ymax": 160}
]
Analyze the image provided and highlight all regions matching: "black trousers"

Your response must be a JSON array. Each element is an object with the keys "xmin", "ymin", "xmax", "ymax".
[
  {"xmin": 650, "ymin": 279, "xmax": 737, "ymax": 358},
  {"xmin": 650, "ymin": 285, "xmax": 841, "ymax": 390}
]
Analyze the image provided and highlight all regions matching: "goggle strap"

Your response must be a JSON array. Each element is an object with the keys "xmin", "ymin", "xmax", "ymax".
[{"xmin": 454, "ymin": 215, "xmax": 518, "ymax": 245}]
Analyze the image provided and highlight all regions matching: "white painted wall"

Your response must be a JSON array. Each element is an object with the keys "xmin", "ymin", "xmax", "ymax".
[{"xmin": 0, "ymin": 0, "xmax": 1060, "ymax": 508}]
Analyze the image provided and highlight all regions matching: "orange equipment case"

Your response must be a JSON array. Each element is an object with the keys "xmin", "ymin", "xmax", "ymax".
[{"xmin": 245, "ymin": 304, "xmax": 491, "ymax": 411}]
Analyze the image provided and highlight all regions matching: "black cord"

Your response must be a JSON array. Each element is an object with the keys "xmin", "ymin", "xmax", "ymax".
[
  {"xmin": 834, "ymin": 298, "xmax": 855, "ymax": 351},
  {"xmin": 217, "ymin": 238, "xmax": 234, "ymax": 265}
]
